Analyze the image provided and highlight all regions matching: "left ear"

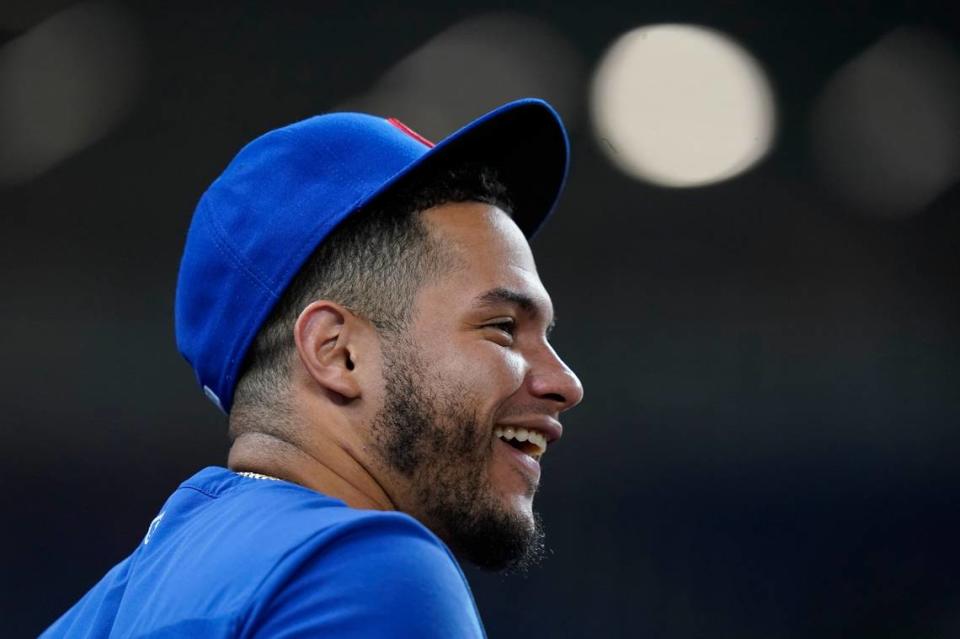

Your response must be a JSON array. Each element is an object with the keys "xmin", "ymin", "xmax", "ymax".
[{"xmin": 293, "ymin": 300, "xmax": 366, "ymax": 401}]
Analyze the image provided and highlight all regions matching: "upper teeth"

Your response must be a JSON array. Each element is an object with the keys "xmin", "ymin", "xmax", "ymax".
[{"xmin": 494, "ymin": 426, "xmax": 548, "ymax": 456}]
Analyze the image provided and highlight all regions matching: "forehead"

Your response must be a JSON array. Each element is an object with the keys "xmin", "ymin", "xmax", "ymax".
[{"xmin": 419, "ymin": 202, "xmax": 553, "ymax": 317}]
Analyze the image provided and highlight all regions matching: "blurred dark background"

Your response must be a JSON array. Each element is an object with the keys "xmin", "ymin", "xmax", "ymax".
[{"xmin": 3, "ymin": 1, "xmax": 959, "ymax": 637}]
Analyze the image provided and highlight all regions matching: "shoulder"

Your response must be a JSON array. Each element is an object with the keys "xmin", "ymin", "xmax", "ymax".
[{"xmin": 241, "ymin": 509, "xmax": 486, "ymax": 638}]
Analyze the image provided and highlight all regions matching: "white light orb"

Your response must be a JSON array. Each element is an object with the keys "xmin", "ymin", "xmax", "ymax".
[{"xmin": 590, "ymin": 23, "xmax": 776, "ymax": 187}]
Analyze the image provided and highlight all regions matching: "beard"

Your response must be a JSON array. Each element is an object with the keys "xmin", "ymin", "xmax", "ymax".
[{"xmin": 370, "ymin": 339, "xmax": 545, "ymax": 572}]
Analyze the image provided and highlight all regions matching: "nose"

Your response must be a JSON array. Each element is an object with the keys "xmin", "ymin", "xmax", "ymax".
[{"xmin": 527, "ymin": 343, "xmax": 584, "ymax": 413}]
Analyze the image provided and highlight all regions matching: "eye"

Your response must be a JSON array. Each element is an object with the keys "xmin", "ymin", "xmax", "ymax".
[{"xmin": 484, "ymin": 319, "xmax": 517, "ymax": 338}]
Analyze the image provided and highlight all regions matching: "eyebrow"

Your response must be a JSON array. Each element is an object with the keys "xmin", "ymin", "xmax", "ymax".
[{"xmin": 474, "ymin": 287, "xmax": 556, "ymax": 336}]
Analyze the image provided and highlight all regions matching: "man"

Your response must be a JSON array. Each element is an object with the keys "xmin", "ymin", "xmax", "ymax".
[{"xmin": 43, "ymin": 98, "xmax": 583, "ymax": 637}]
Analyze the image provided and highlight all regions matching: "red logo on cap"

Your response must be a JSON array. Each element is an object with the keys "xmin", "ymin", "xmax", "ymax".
[{"xmin": 387, "ymin": 118, "xmax": 435, "ymax": 148}]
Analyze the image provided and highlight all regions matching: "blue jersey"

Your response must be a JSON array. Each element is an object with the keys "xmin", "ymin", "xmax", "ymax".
[{"xmin": 42, "ymin": 467, "xmax": 487, "ymax": 638}]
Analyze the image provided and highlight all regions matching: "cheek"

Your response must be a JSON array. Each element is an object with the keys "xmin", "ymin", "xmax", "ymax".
[
  {"xmin": 473, "ymin": 347, "xmax": 527, "ymax": 408},
  {"xmin": 440, "ymin": 344, "xmax": 526, "ymax": 396},
  {"xmin": 500, "ymin": 350, "xmax": 527, "ymax": 387}
]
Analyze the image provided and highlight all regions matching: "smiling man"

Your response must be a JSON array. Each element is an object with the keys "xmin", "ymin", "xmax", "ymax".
[{"xmin": 42, "ymin": 99, "xmax": 582, "ymax": 638}]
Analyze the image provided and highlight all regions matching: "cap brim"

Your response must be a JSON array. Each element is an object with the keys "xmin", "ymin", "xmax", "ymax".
[{"xmin": 369, "ymin": 98, "xmax": 570, "ymax": 238}]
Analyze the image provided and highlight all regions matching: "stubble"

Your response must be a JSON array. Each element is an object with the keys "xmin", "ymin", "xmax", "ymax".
[{"xmin": 370, "ymin": 338, "xmax": 545, "ymax": 572}]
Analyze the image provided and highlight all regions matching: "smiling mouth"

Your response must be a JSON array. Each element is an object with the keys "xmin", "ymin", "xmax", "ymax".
[{"xmin": 494, "ymin": 426, "xmax": 547, "ymax": 461}]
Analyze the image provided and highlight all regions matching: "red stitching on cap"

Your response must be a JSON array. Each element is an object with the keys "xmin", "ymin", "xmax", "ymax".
[{"xmin": 387, "ymin": 118, "xmax": 435, "ymax": 148}]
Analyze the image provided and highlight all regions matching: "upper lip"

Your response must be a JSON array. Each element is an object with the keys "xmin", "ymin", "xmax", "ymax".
[{"xmin": 496, "ymin": 417, "xmax": 563, "ymax": 445}]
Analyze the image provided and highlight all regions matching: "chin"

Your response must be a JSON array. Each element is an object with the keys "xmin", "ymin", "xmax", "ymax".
[
  {"xmin": 503, "ymin": 492, "xmax": 536, "ymax": 525},
  {"xmin": 436, "ymin": 486, "xmax": 546, "ymax": 573}
]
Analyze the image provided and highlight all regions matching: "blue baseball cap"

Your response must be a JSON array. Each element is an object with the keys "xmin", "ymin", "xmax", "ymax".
[{"xmin": 175, "ymin": 98, "xmax": 569, "ymax": 413}]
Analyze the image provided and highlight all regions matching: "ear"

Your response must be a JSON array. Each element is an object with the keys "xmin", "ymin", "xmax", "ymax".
[{"xmin": 293, "ymin": 300, "xmax": 365, "ymax": 401}]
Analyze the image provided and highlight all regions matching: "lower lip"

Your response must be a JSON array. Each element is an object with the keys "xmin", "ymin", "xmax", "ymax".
[{"xmin": 495, "ymin": 438, "xmax": 541, "ymax": 481}]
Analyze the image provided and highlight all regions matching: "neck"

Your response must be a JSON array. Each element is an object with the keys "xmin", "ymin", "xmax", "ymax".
[{"xmin": 227, "ymin": 428, "xmax": 397, "ymax": 512}]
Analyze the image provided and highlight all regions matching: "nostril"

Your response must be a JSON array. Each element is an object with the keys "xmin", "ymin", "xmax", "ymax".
[{"xmin": 543, "ymin": 392, "xmax": 565, "ymax": 403}]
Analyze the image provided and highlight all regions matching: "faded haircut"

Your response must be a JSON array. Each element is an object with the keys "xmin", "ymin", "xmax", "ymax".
[{"xmin": 229, "ymin": 163, "xmax": 513, "ymax": 438}]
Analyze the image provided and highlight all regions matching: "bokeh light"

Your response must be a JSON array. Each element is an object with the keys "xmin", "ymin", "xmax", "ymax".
[
  {"xmin": 590, "ymin": 23, "xmax": 776, "ymax": 187},
  {"xmin": 810, "ymin": 27, "xmax": 960, "ymax": 218},
  {"xmin": 0, "ymin": 1, "xmax": 143, "ymax": 187},
  {"xmin": 342, "ymin": 11, "xmax": 585, "ymax": 140}
]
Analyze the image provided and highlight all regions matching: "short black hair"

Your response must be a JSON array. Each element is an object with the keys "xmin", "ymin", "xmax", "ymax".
[{"xmin": 229, "ymin": 163, "xmax": 513, "ymax": 436}]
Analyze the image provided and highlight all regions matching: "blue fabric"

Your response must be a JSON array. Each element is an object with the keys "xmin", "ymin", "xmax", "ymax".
[
  {"xmin": 41, "ymin": 468, "xmax": 487, "ymax": 638},
  {"xmin": 174, "ymin": 99, "xmax": 569, "ymax": 413}
]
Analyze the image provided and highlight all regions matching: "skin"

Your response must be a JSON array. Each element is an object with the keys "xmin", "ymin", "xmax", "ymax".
[{"xmin": 228, "ymin": 201, "xmax": 583, "ymax": 565}]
